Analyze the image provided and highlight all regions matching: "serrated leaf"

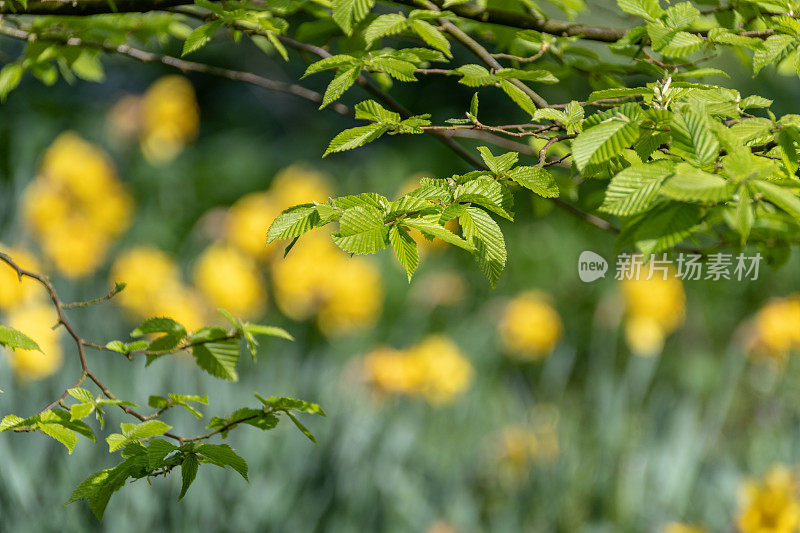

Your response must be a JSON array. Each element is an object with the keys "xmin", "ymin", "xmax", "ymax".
[
  {"xmin": 600, "ymin": 160, "xmax": 674, "ymax": 216},
  {"xmin": 752, "ymin": 180, "xmax": 800, "ymax": 220},
  {"xmin": 410, "ymin": 19, "xmax": 451, "ymax": 57},
  {"xmin": 267, "ymin": 204, "xmax": 321, "ymax": 244},
  {"xmin": 182, "ymin": 20, "xmax": 223, "ymax": 56},
  {"xmin": 197, "ymin": 444, "xmax": 249, "ymax": 480},
  {"xmin": 499, "ymin": 79, "xmax": 538, "ymax": 118},
  {"xmin": 147, "ymin": 439, "xmax": 178, "ymax": 470},
  {"xmin": 179, "ymin": 453, "xmax": 199, "ymax": 501},
  {"xmin": 660, "ymin": 163, "xmax": 732, "ymax": 203},
  {"xmin": 454, "ymin": 177, "xmax": 514, "ymax": 220},
  {"xmin": 0, "ymin": 325, "xmax": 41, "ymax": 352},
  {"xmin": 332, "ymin": 0, "xmax": 375, "ymax": 35},
  {"xmin": 617, "ymin": 0, "xmax": 664, "ymax": 21},
  {"xmin": 573, "ymin": 117, "xmax": 641, "ymax": 171},
  {"xmin": 321, "ymin": 66, "xmax": 360, "ymax": 109},
  {"xmin": 476, "ymin": 146, "xmax": 518, "ymax": 174},
  {"xmin": 670, "ymin": 110, "xmax": 719, "ymax": 167},
  {"xmin": 255, "ymin": 394, "xmax": 326, "ymax": 415},
  {"xmin": 459, "ymin": 206, "xmax": 506, "ymax": 287},
  {"xmin": 455, "ymin": 64, "xmax": 497, "ymax": 87},
  {"xmin": 131, "ymin": 318, "xmax": 187, "ymax": 339},
  {"xmin": 753, "ymin": 34, "xmax": 800, "ymax": 74},
  {"xmin": 324, "ymin": 123, "xmax": 387, "ymax": 156},
  {"xmin": 364, "ymin": 13, "xmax": 408, "ymax": 44},
  {"xmin": 404, "ymin": 215, "xmax": 475, "ymax": 251},
  {"xmin": 506, "ymin": 166, "xmax": 560, "ymax": 198},
  {"xmin": 389, "ymin": 225, "xmax": 419, "ymax": 281},
  {"xmin": 191, "ymin": 338, "xmax": 240, "ymax": 381}
]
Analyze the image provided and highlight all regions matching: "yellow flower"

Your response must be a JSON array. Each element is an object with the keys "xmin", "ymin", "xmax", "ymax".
[
  {"xmin": 111, "ymin": 246, "xmax": 182, "ymax": 318},
  {"xmin": 270, "ymin": 232, "xmax": 342, "ymax": 316},
  {"xmin": 22, "ymin": 132, "xmax": 133, "ymax": 278},
  {"xmin": 753, "ymin": 295, "xmax": 800, "ymax": 361},
  {"xmin": 363, "ymin": 346, "xmax": 424, "ymax": 395},
  {"xmin": 140, "ymin": 75, "xmax": 199, "ymax": 164},
  {"xmin": 499, "ymin": 291, "xmax": 563, "ymax": 360},
  {"xmin": 407, "ymin": 335, "xmax": 473, "ymax": 404},
  {"xmin": 270, "ymin": 165, "xmax": 332, "ymax": 208},
  {"xmin": 0, "ymin": 246, "xmax": 42, "ymax": 310},
  {"xmin": 620, "ymin": 265, "xmax": 685, "ymax": 356},
  {"xmin": 193, "ymin": 244, "xmax": 266, "ymax": 319},
  {"xmin": 226, "ymin": 191, "xmax": 281, "ymax": 259},
  {"xmin": 317, "ymin": 257, "xmax": 383, "ymax": 336},
  {"xmin": 3, "ymin": 302, "xmax": 63, "ymax": 381},
  {"xmin": 738, "ymin": 465, "xmax": 800, "ymax": 533},
  {"xmin": 149, "ymin": 285, "xmax": 208, "ymax": 334},
  {"xmin": 39, "ymin": 220, "xmax": 110, "ymax": 278},
  {"xmin": 660, "ymin": 523, "xmax": 707, "ymax": 533}
]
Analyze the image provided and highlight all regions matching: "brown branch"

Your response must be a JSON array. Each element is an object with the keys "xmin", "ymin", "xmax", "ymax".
[{"xmin": 0, "ymin": 25, "xmax": 351, "ymax": 116}]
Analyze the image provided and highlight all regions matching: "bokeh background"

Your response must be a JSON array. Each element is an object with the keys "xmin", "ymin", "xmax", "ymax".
[{"xmin": 2, "ymin": 4, "xmax": 800, "ymax": 531}]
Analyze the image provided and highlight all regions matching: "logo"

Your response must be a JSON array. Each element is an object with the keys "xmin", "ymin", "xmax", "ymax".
[{"xmin": 578, "ymin": 251, "xmax": 608, "ymax": 282}]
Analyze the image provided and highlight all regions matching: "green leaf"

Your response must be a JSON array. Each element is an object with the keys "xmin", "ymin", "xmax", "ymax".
[
  {"xmin": 321, "ymin": 66, "xmax": 360, "ymax": 109},
  {"xmin": 404, "ymin": 215, "xmax": 475, "ymax": 251},
  {"xmin": 179, "ymin": 453, "xmax": 199, "ymax": 501},
  {"xmin": 752, "ymin": 180, "xmax": 800, "ymax": 220},
  {"xmin": 37, "ymin": 411, "xmax": 79, "ymax": 454},
  {"xmin": 303, "ymin": 55, "xmax": 359, "ymax": 77},
  {"xmin": 385, "ymin": 195, "xmax": 436, "ymax": 218},
  {"xmin": 147, "ymin": 439, "xmax": 178, "ymax": 470},
  {"xmin": 454, "ymin": 177, "xmax": 515, "ymax": 220},
  {"xmin": 670, "ymin": 110, "xmax": 719, "ymax": 167},
  {"xmin": 191, "ymin": 338, "xmax": 240, "ymax": 381},
  {"xmin": 600, "ymin": 161, "xmax": 674, "ymax": 216},
  {"xmin": 617, "ymin": 0, "xmax": 664, "ymax": 21},
  {"xmin": 0, "ymin": 325, "xmax": 41, "ymax": 352},
  {"xmin": 182, "ymin": 20, "xmax": 223, "ymax": 56},
  {"xmin": 660, "ymin": 163, "xmax": 733, "ymax": 203},
  {"xmin": 389, "ymin": 225, "xmax": 419, "ymax": 281},
  {"xmin": 623, "ymin": 203, "xmax": 702, "ymax": 254},
  {"xmin": 267, "ymin": 204, "xmax": 321, "ymax": 244},
  {"xmin": 753, "ymin": 34, "xmax": 800, "ymax": 74},
  {"xmin": 499, "ymin": 79, "xmax": 538, "ymax": 118},
  {"xmin": 331, "ymin": 0, "xmax": 375, "ymax": 35},
  {"xmin": 455, "ymin": 64, "xmax": 496, "ymax": 87},
  {"xmin": 506, "ymin": 166, "xmax": 559, "ymax": 198},
  {"xmin": 255, "ymin": 394, "xmax": 327, "ymax": 415},
  {"xmin": 410, "ymin": 19, "xmax": 451, "ymax": 57},
  {"xmin": 331, "ymin": 205, "xmax": 390, "ymax": 254},
  {"xmin": 354, "ymin": 99, "xmax": 401, "ymax": 124},
  {"xmin": 0, "ymin": 63, "xmax": 24, "ymax": 102},
  {"xmin": 477, "ymin": 146, "xmax": 518, "ymax": 174},
  {"xmin": 324, "ymin": 123, "xmax": 387, "ymax": 156},
  {"xmin": 245, "ymin": 324, "xmax": 294, "ymax": 341},
  {"xmin": 286, "ymin": 412, "xmax": 317, "ymax": 444},
  {"xmin": 196, "ymin": 444, "xmax": 249, "ymax": 480},
  {"xmin": 458, "ymin": 206, "xmax": 506, "ymax": 287},
  {"xmin": 573, "ymin": 117, "xmax": 640, "ymax": 171},
  {"xmin": 495, "ymin": 68, "xmax": 558, "ymax": 84},
  {"xmin": 107, "ymin": 420, "xmax": 172, "ymax": 452},
  {"xmin": 364, "ymin": 13, "xmax": 408, "ymax": 44},
  {"xmin": 369, "ymin": 56, "xmax": 418, "ymax": 81},
  {"xmin": 131, "ymin": 318, "xmax": 187, "ymax": 339}
]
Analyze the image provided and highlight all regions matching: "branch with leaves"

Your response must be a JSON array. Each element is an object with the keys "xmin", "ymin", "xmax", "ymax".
[{"xmin": 0, "ymin": 252, "xmax": 324, "ymax": 520}]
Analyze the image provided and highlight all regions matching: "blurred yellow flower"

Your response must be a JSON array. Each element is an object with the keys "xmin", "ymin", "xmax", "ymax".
[
  {"xmin": 738, "ymin": 465, "xmax": 800, "ymax": 533},
  {"xmin": 621, "ymin": 265, "xmax": 685, "ymax": 357},
  {"xmin": 271, "ymin": 232, "xmax": 339, "ymax": 320},
  {"xmin": 111, "ymin": 246, "xmax": 182, "ymax": 318},
  {"xmin": 499, "ymin": 291, "xmax": 563, "ymax": 360},
  {"xmin": 363, "ymin": 335, "xmax": 472, "ymax": 405},
  {"xmin": 111, "ymin": 246, "xmax": 211, "ymax": 331},
  {"xmin": 752, "ymin": 295, "xmax": 800, "ymax": 362},
  {"xmin": 149, "ymin": 285, "xmax": 208, "ymax": 334},
  {"xmin": 141, "ymin": 75, "xmax": 199, "ymax": 164},
  {"xmin": 660, "ymin": 523, "xmax": 707, "ymax": 533},
  {"xmin": 226, "ymin": 191, "xmax": 281, "ymax": 259},
  {"xmin": 317, "ymin": 257, "xmax": 383, "ymax": 336},
  {"xmin": 270, "ymin": 165, "xmax": 332, "ymax": 209},
  {"xmin": 0, "ymin": 246, "xmax": 42, "ymax": 310},
  {"xmin": 408, "ymin": 335, "xmax": 473, "ymax": 405},
  {"xmin": 22, "ymin": 132, "xmax": 133, "ymax": 278},
  {"xmin": 363, "ymin": 346, "xmax": 423, "ymax": 395},
  {"xmin": 271, "ymin": 230, "xmax": 384, "ymax": 335},
  {"xmin": 3, "ymin": 302, "xmax": 63, "ymax": 381},
  {"xmin": 193, "ymin": 244, "xmax": 266, "ymax": 319}
]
